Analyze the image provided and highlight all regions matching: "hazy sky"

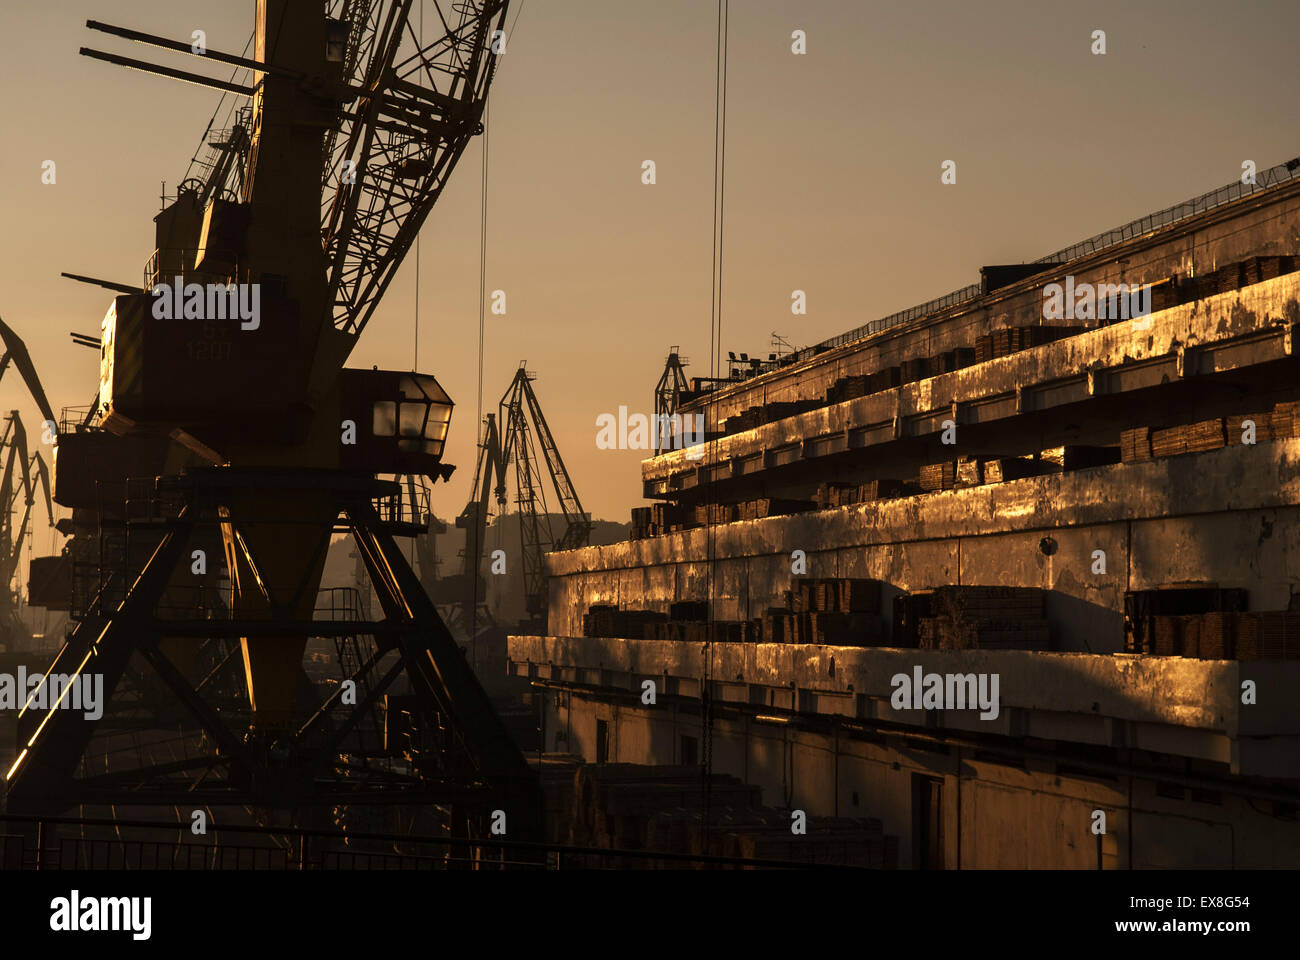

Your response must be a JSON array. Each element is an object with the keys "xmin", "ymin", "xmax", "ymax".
[{"xmin": 1, "ymin": 0, "xmax": 1299, "ymax": 568}]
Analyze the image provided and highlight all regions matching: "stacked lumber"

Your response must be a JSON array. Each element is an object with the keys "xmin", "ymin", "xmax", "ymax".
[
  {"xmin": 1272, "ymin": 400, "xmax": 1300, "ymax": 437},
  {"xmin": 1236, "ymin": 612, "xmax": 1300, "ymax": 659},
  {"xmin": 1175, "ymin": 273, "xmax": 1218, "ymax": 303},
  {"xmin": 633, "ymin": 497, "xmax": 817, "ymax": 539},
  {"xmin": 1214, "ymin": 262, "xmax": 1245, "ymax": 295},
  {"xmin": 644, "ymin": 621, "xmax": 758, "ymax": 643},
  {"xmin": 1121, "ymin": 426, "xmax": 1152, "ymax": 462},
  {"xmin": 764, "ymin": 577, "xmax": 887, "ymax": 646},
  {"xmin": 782, "ymin": 577, "xmax": 882, "ymax": 614},
  {"xmin": 1225, "ymin": 412, "xmax": 1278, "ymax": 445},
  {"xmin": 1145, "ymin": 277, "xmax": 1179, "ymax": 314},
  {"xmin": 630, "ymin": 501, "xmax": 692, "ymax": 538},
  {"xmin": 919, "ymin": 460, "xmax": 956, "ymax": 492},
  {"xmin": 1121, "ymin": 399, "xmax": 1300, "ymax": 467},
  {"xmin": 1143, "ymin": 611, "xmax": 1300, "ymax": 660},
  {"xmin": 722, "ymin": 399, "xmax": 821, "ymax": 436},
  {"xmin": 583, "ymin": 605, "xmax": 669, "ymax": 639},
  {"xmin": 866, "ymin": 366, "xmax": 902, "ymax": 394},
  {"xmin": 630, "ymin": 506, "xmax": 654, "ymax": 540},
  {"xmin": 814, "ymin": 478, "xmax": 910, "ymax": 508},
  {"xmin": 955, "ymin": 456, "xmax": 983, "ymax": 487},
  {"xmin": 1242, "ymin": 255, "xmax": 1296, "ymax": 284},
  {"xmin": 902, "ymin": 585, "xmax": 1051, "ymax": 651},
  {"xmin": 1149, "ymin": 418, "xmax": 1225, "ymax": 457},
  {"xmin": 1122, "ymin": 587, "xmax": 1250, "ymax": 654},
  {"xmin": 693, "ymin": 502, "xmax": 738, "ymax": 526},
  {"xmin": 826, "ymin": 374, "xmax": 870, "ymax": 404},
  {"xmin": 930, "ymin": 348, "xmax": 976, "ymax": 374},
  {"xmin": 1164, "ymin": 255, "xmax": 1298, "ymax": 307},
  {"xmin": 900, "ymin": 357, "xmax": 931, "ymax": 384},
  {"xmin": 736, "ymin": 498, "xmax": 815, "ymax": 521}
]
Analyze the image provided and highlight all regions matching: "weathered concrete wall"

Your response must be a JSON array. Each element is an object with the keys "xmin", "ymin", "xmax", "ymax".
[
  {"xmin": 647, "ymin": 270, "xmax": 1300, "ymax": 490},
  {"xmin": 540, "ymin": 689, "xmax": 1300, "ymax": 868},
  {"xmin": 553, "ymin": 440, "xmax": 1300, "ymax": 652},
  {"xmin": 684, "ymin": 181, "xmax": 1300, "ymax": 432},
  {"xmin": 513, "ymin": 635, "xmax": 1300, "ymax": 756}
]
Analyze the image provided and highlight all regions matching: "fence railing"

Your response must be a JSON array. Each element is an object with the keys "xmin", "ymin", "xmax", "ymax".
[
  {"xmin": 0, "ymin": 814, "xmax": 856, "ymax": 871},
  {"xmin": 782, "ymin": 156, "xmax": 1300, "ymax": 366}
]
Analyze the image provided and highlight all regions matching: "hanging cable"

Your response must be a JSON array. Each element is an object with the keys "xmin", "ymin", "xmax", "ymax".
[{"xmin": 702, "ymin": 0, "xmax": 729, "ymax": 840}]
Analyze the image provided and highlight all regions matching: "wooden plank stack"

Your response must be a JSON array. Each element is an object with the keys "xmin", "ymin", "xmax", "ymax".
[
  {"xmin": 1272, "ymin": 400, "xmax": 1300, "ymax": 437},
  {"xmin": 814, "ymin": 479, "xmax": 910, "ymax": 509},
  {"xmin": 1214, "ymin": 262, "xmax": 1245, "ymax": 295},
  {"xmin": 1121, "ymin": 426, "xmax": 1152, "ymax": 462},
  {"xmin": 955, "ymin": 456, "xmax": 983, "ymax": 488},
  {"xmin": 1242, "ymin": 255, "xmax": 1296, "ymax": 284},
  {"xmin": 736, "ymin": 498, "xmax": 814, "ymax": 521},
  {"xmin": 722, "ymin": 398, "xmax": 823, "ymax": 436},
  {"xmin": 1122, "ymin": 398, "xmax": 1300, "ymax": 466},
  {"xmin": 908, "ymin": 585, "xmax": 1052, "ymax": 652},
  {"xmin": 630, "ymin": 506, "xmax": 654, "ymax": 540},
  {"xmin": 1149, "ymin": 418, "xmax": 1225, "ymax": 458},
  {"xmin": 826, "ymin": 374, "xmax": 870, "ymax": 404},
  {"xmin": 919, "ymin": 460, "xmax": 956, "ymax": 492},
  {"xmin": 1144, "ymin": 611, "xmax": 1300, "ymax": 660},
  {"xmin": 1234, "ymin": 612, "xmax": 1300, "ymax": 660},
  {"xmin": 930, "ymin": 347, "xmax": 975, "ymax": 374},
  {"xmin": 1225, "ymin": 412, "xmax": 1278, "ymax": 445},
  {"xmin": 764, "ymin": 577, "xmax": 887, "ymax": 646},
  {"xmin": 900, "ymin": 357, "xmax": 931, "ymax": 384},
  {"xmin": 866, "ymin": 366, "xmax": 902, "ymax": 394}
]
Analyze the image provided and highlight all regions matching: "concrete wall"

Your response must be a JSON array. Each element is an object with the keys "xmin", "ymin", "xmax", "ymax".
[
  {"xmin": 542, "ymin": 689, "xmax": 1300, "ymax": 868},
  {"xmin": 551, "ymin": 440, "xmax": 1300, "ymax": 652}
]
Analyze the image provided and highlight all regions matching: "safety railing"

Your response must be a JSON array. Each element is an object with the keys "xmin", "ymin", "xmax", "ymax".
[{"xmin": 783, "ymin": 156, "xmax": 1300, "ymax": 366}]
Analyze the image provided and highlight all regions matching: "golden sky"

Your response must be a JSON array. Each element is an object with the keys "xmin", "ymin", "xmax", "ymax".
[{"xmin": 1, "ymin": 0, "xmax": 1298, "ymax": 565}]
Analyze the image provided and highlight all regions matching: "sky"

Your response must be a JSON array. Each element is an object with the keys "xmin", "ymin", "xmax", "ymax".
[{"xmin": 1, "ymin": 0, "xmax": 1299, "ymax": 573}]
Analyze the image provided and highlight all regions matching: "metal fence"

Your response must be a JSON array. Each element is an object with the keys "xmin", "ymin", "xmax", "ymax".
[{"xmin": 0, "ymin": 814, "xmax": 854, "ymax": 871}]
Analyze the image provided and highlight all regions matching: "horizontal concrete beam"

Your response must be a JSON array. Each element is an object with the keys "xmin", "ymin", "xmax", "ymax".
[
  {"xmin": 509, "ymin": 635, "xmax": 1300, "ymax": 777},
  {"xmin": 555, "ymin": 438, "xmax": 1300, "ymax": 577},
  {"xmin": 643, "ymin": 273, "xmax": 1300, "ymax": 491}
]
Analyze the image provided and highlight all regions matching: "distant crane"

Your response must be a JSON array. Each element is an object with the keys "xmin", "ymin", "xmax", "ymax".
[
  {"xmin": 444, "ymin": 364, "xmax": 591, "ymax": 633},
  {"xmin": 0, "ymin": 413, "xmax": 54, "ymax": 651}
]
